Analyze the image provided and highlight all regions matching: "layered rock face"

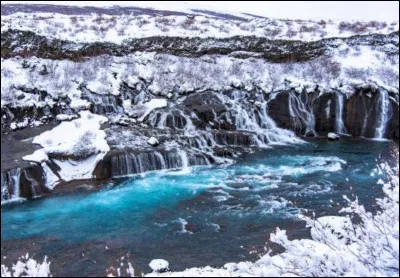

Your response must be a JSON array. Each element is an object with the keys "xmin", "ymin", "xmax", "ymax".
[{"xmin": 1, "ymin": 12, "xmax": 399, "ymax": 203}]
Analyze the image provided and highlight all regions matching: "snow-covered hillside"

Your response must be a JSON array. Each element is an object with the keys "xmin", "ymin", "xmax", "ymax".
[
  {"xmin": 1, "ymin": 42, "xmax": 398, "ymax": 116},
  {"xmin": 1, "ymin": 10, "xmax": 398, "ymax": 43}
]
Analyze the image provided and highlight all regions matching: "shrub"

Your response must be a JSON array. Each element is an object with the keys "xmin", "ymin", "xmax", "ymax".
[
  {"xmin": 155, "ymin": 17, "xmax": 171, "ymax": 25},
  {"xmin": 70, "ymin": 16, "xmax": 78, "ymax": 25},
  {"xmin": 181, "ymin": 18, "xmax": 195, "ymax": 29},
  {"xmin": 299, "ymin": 25, "xmax": 318, "ymax": 33},
  {"xmin": 286, "ymin": 29, "xmax": 298, "ymax": 38}
]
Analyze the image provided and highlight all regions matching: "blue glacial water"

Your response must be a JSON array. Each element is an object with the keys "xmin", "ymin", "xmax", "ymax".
[{"xmin": 1, "ymin": 140, "xmax": 397, "ymax": 276}]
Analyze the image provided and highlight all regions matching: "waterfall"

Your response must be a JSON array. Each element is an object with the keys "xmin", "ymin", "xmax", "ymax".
[
  {"xmin": 109, "ymin": 149, "xmax": 211, "ymax": 178},
  {"xmin": 335, "ymin": 93, "xmax": 347, "ymax": 135},
  {"xmin": 83, "ymin": 89, "xmax": 120, "ymax": 114},
  {"xmin": 154, "ymin": 152, "xmax": 167, "ymax": 169},
  {"xmin": 178, "ymin": 150, "xmax": 190, "ymax": 173},
  {"xmin": 1, "ymin": 168, "xmax": 22, "ymax": 204},
  {"xmin": 325, "ymin": 100, "xmax": 332, "ymax": 119},
  {"xmin": 216, "ymin": 93, "xmax": 303, "ymax": 147},
  {"xmin": 288, "ymin": 92, "xmax": 316, "ymax": 136},
  {"xmin": 374, "ymin": 90, "xmax": 391, "ymax": 140},
  {"xmin": 23, "ymin": 169, "xmax": 41, "ymax": 198}
]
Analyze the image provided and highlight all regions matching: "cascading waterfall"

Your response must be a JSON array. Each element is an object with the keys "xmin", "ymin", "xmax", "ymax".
[
  {"xmin": 288, "ymin": 92, "xmax": 316, "ymax": 136},
  {"xmin": 109, "ymin": 150, "xmax": 210, "ymax": 177},
  {"xmin": 1, "ymin": 168, "xmax": 22, "ymax": 204},
  {"xmin": 335, "ymin": 93, "xmax": 347, "ymax": 135},
  {"xmin": 374, "ymin": 90, "xmax": 391, "ymax": 140},
  {"xmin": 83, "ymin": 90, "xmax": 120, "ymax": 114},
  {"xmin": 218, "ymin": 93, "xmax": 303, "ymax": 147},
  {"xmin": 146, "ymin": 90, "xmax": 303, "ymax": 161},
  {"xmin": 178, "ymin": 150, "xmax": 190, "ymax": 173},
  {"xmin": 23, "ymin": 169, "xmax": 41, "ymax": 198},
  {"xmin": 257, "ymin": 101, "xmax": 303, "ymax": 145},
  {"xmin": 106, "ymin": 89, "xmax": 307, "ymax": 179},
  {"xmin": 154, "ymin": 152, "xmax": 167, "ymax": 169}
]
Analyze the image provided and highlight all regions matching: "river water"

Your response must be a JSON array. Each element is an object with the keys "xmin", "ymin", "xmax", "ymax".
[{"xmin": 1, "ymin": 139, "xmax": 397, "ymax": 276}]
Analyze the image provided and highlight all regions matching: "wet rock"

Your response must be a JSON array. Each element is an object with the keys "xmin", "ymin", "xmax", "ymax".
[
  {"xmin": 184, "ymin": 93, "xmax": 227, "ymax": 128},
  {"xmin": 228, "ymin": 183, "xmax": 254, "ymax": 190},
  {"xmin": 305, "ymin": 130, "xmax": 317, "ymax": 137},
  {"xmin": 267, "ymin": 91, "xmax": 292, "ymax": 131},
  {"xmin": 184, "ymin": 223, "xmax": 201, "ymax": 234},
  {"xmin": 213, "ymin": 131, "xmax": 254, "ymax": 147},
  {"xmin": 1, "ymin": 163, "xmax": 48, "ymax": 202},
  {"xmin": 314, "ymin": 92, "xmax": 336, "ymax": 133},
  {"xmin": 328, "ymin": 132, "xmax": 340, "ymax": 141},
  {"xmin": 39, "ymin": 64, "xmax": 49, "ymax": 75},
  {"xmin": 345, "ymin": 89, "xmax": 379, "ymax": 137}
]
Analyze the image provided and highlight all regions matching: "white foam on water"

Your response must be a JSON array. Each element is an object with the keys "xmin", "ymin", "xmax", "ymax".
[
  {"xmin": 209, "ymin": 223, "xmax": 221, "ymax": 232},
  {"xmin": 259, "ymin": 197, "xmax": 295, "ymax": 216},
  {"xmin": 212, "ymin": 189, "xmax": 234, "ymax": 202},
  {"xmin": 175, "ymin": 218, "xmax": 193, "ymax": 235}
]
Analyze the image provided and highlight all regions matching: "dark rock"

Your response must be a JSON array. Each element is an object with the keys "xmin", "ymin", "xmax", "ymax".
[
  {"xmin": 184, "ymin": 223, "xmax": 200, "ymax": 233},
  {"xmin": 39, "ymin": 64, "xmax": 48, "ymax": 75},
  {"xmin": 328, "ymin": 133, "xmax": 340, "ymax": 141}
]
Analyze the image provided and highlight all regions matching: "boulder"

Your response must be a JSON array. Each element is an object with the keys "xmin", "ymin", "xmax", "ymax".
[
  {"xmin": 147, "ymin": 137, "xmax": 159, "ymax": 146},
  {"xmin": 149, "ymin": 259, "xmax": 169, "ymax": 273},
  {"xmin": 328, "ymin": 132, "xmax": 340, "ymax": 141}
]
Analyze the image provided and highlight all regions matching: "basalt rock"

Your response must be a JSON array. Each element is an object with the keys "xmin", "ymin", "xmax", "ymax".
[{"xmin": 1, "ymin": 163, "xmax": 48, "ymax": 203}]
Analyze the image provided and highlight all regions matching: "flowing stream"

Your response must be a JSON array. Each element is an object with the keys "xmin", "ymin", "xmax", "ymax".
[{"xmin": 1, "ymin": 140, "xmax": 396, "ymax": 276}]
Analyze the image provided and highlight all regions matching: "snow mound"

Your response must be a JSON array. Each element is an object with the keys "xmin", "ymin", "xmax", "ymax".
[
  {"xmin": 149, "ymin": 259, "xmax": 170, "ymax": 273},
  {"xmin": 29, "ymin": 111, "xmax": 109, "ymax": 160},
  {"xmin": 147, "ymin": 137, "xmax": 160, "ymax": 146},
  {"xmin": 22, "ymin": 111, "xmax": 110, "ymax": 188}
]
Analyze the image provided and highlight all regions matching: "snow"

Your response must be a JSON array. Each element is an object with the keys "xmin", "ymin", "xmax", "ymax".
[
  {"xmin": 22, "ymin": 111, "xmax": 110, "ymax": 187},
  {"xmin": 69, "ymin": 99, "xmax": 91, "ymax": 111},
  {"xmin": 1, "ymin": 254, "xmax": 51, "ymax": 277},
  {"xmin": 23, "ymin": 149, "xmax": 49, "ymax": 163},
  {"xmin": 5, "ymin": 41, "xmax": 399, "ymax": 110},
  {"xmin": 147, "ymin": 137, "xmax": 159, "ymax": 146},
  {"xmin": 149, "ymin": 259, "xmax": 170, "ymax": 273},
  {"xmin": 138, "ymin": 99, "xmax": 168, "ymax": 122},
  {"xmin": 1, "ymin": 12, "xmax": 398, "ymax": 44},
  {"xmin": 30, "ymin": 111, "xmax": 109, "ymax": 158},
  {"xmin": 1, "ymin": 44, "xmax": 398, "ymax": 124},
  {"xmin": 41, "ymin": 163, "xmax": 60, "ymax": 189},
  {"xmin": 52, "ymin": 153, "xmax": 106, "ymax": 182},
  {"xmin": 56, "ymin": 114, "xmax": 78, "ymax": 121},
  {"xmin": 328, "ymin": 132, "xmax": 340, "ymax": 140}
]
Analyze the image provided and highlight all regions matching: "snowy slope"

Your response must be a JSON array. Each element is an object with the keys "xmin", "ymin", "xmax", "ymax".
[{"xmin": 1, "ymin": 4, "xmax": 398, "ymax": 43}]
